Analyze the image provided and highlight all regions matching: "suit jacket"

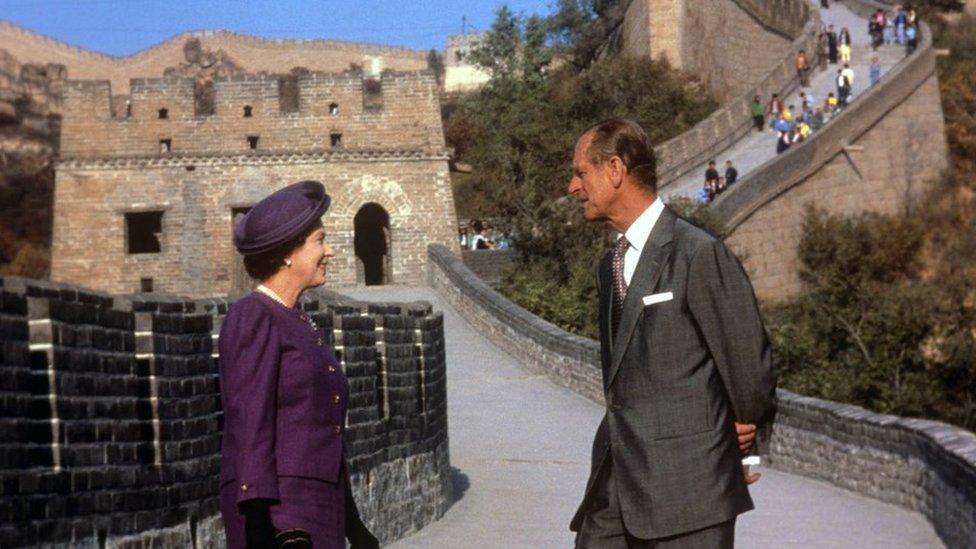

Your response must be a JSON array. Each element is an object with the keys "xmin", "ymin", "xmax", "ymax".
[
  {"xmin": 570, "ymin": 206, "xmax": 776, "ymax": 539},
  {"xmin": 218, "ymin": 292, "xmax": 349, "ymax": 505}
]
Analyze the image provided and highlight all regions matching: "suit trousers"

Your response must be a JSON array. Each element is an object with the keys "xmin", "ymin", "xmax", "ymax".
[{"xmin": 575, "ymin": 456, "xmax": 735, "ymax": 549}]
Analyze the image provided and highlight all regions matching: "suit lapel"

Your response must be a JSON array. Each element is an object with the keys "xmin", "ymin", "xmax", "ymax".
[
  {"xmin": 606, "ymin": 207, "xmax": 677, "ymax": 390},
  {"xmin": 597, "ymin": 252, "xmax": 613, "ymax": 384}
]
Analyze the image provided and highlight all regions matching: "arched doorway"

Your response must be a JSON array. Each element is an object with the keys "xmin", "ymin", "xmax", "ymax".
[{"xmin": 354, "ymin": 203, "xmax": 391, "ymax": 285}]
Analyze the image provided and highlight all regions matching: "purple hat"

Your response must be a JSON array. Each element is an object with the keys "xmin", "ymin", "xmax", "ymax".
[{"xmin": 233, "ymin": 180, "xmax": 331, "ymax": 256}]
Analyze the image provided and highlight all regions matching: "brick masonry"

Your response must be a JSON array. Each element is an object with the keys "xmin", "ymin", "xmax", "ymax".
[
  {"xmin": 0, "ymin": 21, "xmax": 428, "ymax": 96},
  {"xmin": 617, "ymin": 0, "xmax": 806, "ymax": 101},
  {"xmin": 51, "ymin": 71, "xmax": 460, "ymax": 296},
  {"xmin": 459, "ymin": 249, "xmax": 516, "ymax": 288},
  {"xmin": 0, "ymin": 275, "xmax": 451, "ymax": 547},
  {"xmin": 427, "ymin": 243, "xmax": 976, "ymax": 548},
  {"xmin": 713, "ymin": 16, "xmax": 948, "ymax": 302}
]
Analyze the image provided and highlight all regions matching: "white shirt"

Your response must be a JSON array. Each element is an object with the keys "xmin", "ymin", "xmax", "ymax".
[{"xmin": 620, "ymin": 197, "xmax": 665, "ymax": 285}]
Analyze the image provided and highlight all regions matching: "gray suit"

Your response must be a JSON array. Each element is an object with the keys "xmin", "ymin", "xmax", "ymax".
[{"xmin": 571, "ymin": 207, "xmax": 776, "ymax": 542}]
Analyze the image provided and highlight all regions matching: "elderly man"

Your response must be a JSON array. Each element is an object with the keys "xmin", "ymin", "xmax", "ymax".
[{"xmin": 567, "ymin": 119, "xmax": 776, "ymax": 548}]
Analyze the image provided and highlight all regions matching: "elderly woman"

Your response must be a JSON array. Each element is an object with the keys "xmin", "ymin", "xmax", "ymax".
[{"xmin": 218, "ymin": 180, "xmax": 378, "ymax": 549}]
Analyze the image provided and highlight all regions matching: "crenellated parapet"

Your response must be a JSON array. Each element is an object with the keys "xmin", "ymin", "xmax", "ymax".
[
  {"xmin": 0, "ymin": 275, "xmax": 451, "ymax": 547},
  {"xmin": 60, "ymin": 70, "xmax": 445, "ymax": 158}
]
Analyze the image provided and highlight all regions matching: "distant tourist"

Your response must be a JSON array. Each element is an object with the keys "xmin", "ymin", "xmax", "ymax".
[
  {"xmin": 751, "ymin": 95, "xmax": 766, "ymax": 132},
  {"xmin": 793, "ymin": 120, "xmax": 812, "ymax": 143},
  {"xmin": 796, "ymin": 50, "xmax": 811, "ymax": 87},
  {"xmin": 839, "ymin": 26, "xmax": 852, "ymax": 65},
  {"xmin": 895, "ymin": 7, "xmax": 907, "ymax": 45},
  {"xmin": 767, "ymin": 93, "xmax": 784, "ymax": 129},
  {"xmin": 836, "ymin": 69, "xmax": 851, "ymax": 106},
  {"xmin": 884, "ymin": 11, "xmax": 895, "ymax": 44},
  {"xmin": 724, "ymin": 160, "xmax": 738, "ymax": 188},
  {"xmin": 810, "ymin": 107, "xmax": 826, "ymax": 130},
  {"xmin": 841, "ymin": 63, "xmax": 856, "ymax": 92},
  {"xmin": 825, "ymin": 92, "xmax": 839, "ymax": 116},
  {"xmin": 906, "ymin": 23, "xmax": 919, "ymax": 55},
  {"xmin": 470, "ymin": 221, "xmax": 495, "ymax": 250},
  {"xmin": 776, "ymin": 130, "xmax": 792, "ymax": 154},
  {"xmin": 869, "ymin": 9, "xmax": 886, "ymax": 50},
  {"xmin": 704, "ymin": 160, "xmax": 721, "ymax": 201},
  {"xmin": 827, "ymin": 25, "xmax": 839, "ymax": 64},
  {"xmin": 783, "ymin": 104, "xmax": 795, "ymax": 127},
  {"xmin": 816, "ymin": 31, "xmax": 829, "ymax": 70},
  {"xmin": 870, "ymin": 56, "xmax": 882, "ymax": 86},
  {"xmin": 800, "ymin": 90, "xmax": 815, "ymax": 110}
]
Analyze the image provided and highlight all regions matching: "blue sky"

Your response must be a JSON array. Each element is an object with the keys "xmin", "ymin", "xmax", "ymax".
[{"xmin": 1, "ymin": 0, "xmax": 553, "ymax": 55}]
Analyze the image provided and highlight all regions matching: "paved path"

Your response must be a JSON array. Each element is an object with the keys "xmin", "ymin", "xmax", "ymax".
[
  {"xmin": 663, "ymin": 1, "xmax": 907, "ymax": 200},
  {"xmin": 337, "ymin": 285, "xmax": 942, "ymax": 548}
]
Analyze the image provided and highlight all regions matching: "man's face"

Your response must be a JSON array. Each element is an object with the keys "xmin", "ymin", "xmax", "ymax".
[{"xmin": 567, "ymin": 134, "xmax": 614, "ymax": 222}]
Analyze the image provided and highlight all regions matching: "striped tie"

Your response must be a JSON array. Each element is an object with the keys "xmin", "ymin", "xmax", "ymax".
[{"xmin": 611, "ymin": 236, "xmax": 630, "ymax": 340}]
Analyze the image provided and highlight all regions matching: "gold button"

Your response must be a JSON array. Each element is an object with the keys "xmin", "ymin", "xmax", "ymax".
[
  {"xmin": 334, "ymin": 425, "xmax": 341, "ymax": 434},
  {"xmin": 317, "ymin": 338, "xmax": 323, "ymax": 347},
  {"xmin": 241, "ymin": 484, "xmax": 248, "ymax": 492},
  {"xmin": 333, "ymin": 394, "xmax": 340, "ymax": 404},
  {"xmin": 328, "ymin": 365, "xmax": 336, "ymax": 372}
]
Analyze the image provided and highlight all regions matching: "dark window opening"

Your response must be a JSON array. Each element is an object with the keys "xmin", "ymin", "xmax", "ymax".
[
  {"xmin": 140, "ymin": 278, "xmax": 154, "ymax": 293},
  {"xmin": 354, "ymin": 203, "xmax": 391, "ymax": 285},
  {"xmin": 330, "ymin": 133, "xmax": 343, "ymax": 148},
  {"xmin": 194, "ymin": 80, "xmax": 216, "ymax": 116},
  {"xmin": 159, "ymin": 139, "xmax": 172, "ymax": 153},
  {"xmin": 363, "ymin": 78, "xmax": 383, "ymax": 111},
  {"xmin": 126, "ymin": 211, "xmax": 163, "ymax": 254},
  {"xmin": 278, "ymin": 75, "xmax": 300, "ymax": 113},
  {"xmin": 185, "ymin": 165, "xmax": 196, "ymax": 172},
  {"xmin": 329, "ymin": 102, "xmax": 339, "ymax": 116},
  {"xmin": 247, "ymin": 135, "xmax": 259, "ymax": 150},
  {"xmin": 157, "ymin": 108, "xmax": 168, "ymax": 119},
  {"xmin": 243, "ymin": 105, "xmax": 253, "ymax": 117}
]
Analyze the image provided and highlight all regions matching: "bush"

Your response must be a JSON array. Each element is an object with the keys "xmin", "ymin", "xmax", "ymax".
[{"xmin": 768, "ymin": 206, "xmax": 976, "ymax": 429}]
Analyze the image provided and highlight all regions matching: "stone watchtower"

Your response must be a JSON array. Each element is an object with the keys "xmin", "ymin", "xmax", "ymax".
[{"xmin": 52, "ymin": 71, "xmax": 459, "ymax": 297}]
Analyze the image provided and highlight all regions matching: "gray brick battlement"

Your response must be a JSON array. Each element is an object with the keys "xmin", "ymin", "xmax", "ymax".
[
  {"xmin": 427, "ymin": 243, "xmax": 976, "ymax": 548},
  {"xmin": 0, "ymin": 275, "xmax": 451, "ymax": 547}
]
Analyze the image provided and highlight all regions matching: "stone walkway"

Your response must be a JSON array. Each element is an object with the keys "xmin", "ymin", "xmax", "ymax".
[
  {"xmin": 337, "ymin": 285, "xmax": 941, "ymax": 548},
  {"xmin": 663, "ymin": 0, "xmax": 908, "ymax": 200}
]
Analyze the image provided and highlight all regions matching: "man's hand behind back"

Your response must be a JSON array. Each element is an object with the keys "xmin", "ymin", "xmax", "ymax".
[{"xmin": 735, "ymin": 422, "xmax": 762, "ymax": 485}]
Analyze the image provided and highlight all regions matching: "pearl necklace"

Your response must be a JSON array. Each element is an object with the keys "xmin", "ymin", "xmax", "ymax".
[
  {"xmin": 256, "ymin": 284, "xmax": 291, "ymax": 308},
  {"xmin": 256, "ymin": 285, "xmax": 320, "ymax": 332}
]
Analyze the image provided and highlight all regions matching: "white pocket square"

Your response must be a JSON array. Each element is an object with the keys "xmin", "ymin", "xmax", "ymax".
[{"xmin": 642, "ymin": 292, "xmax": 673, "ymax": 306}]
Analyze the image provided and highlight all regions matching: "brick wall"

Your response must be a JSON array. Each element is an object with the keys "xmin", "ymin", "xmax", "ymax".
[
  {"xmin": 0, "ymin": 276, "xmax": 451, "ymax": 547},
  {"xmin": 0, "ymin": 22, "xmax": 428, "ymax": 96},
  {"xmin": 60, "ymin": 72, "xmax": 445, "ymax": 157},
  {"xmin": 51, "ymin": 69, "xmax": 460, "ymax": 297},
  {"xmin": 712, "ymin": 19, "xmax": 948, "ymax": 301},
  {"xmin": 616, "ymin": 0, "xmax": 807, "ymax": 101},
  {"xmin": 51, "ymin": 154, "xmax": 458, "ymax": 296},
  {"xmin": 460, "ymin": 250, "xmax": 516, "ymax": 287},
  {"xmin": 426, "ymin": 243, "xmax": 976, "ymax": 548}
]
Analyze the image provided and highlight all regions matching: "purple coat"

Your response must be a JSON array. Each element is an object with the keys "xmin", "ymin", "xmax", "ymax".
[{"xmin": 218, "ymin": 292, "xmax": 349, "ymax": 546}]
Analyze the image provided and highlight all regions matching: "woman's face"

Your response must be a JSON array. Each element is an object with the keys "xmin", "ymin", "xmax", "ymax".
[{"xmin": 287, "ymin": 225, "xmax": 333, "ymax": 288}]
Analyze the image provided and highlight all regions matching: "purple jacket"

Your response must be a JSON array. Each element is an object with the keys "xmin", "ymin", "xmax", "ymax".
[{"xmin": 218, "ymin": 292, "xmax": 349, "ymax": 505}]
